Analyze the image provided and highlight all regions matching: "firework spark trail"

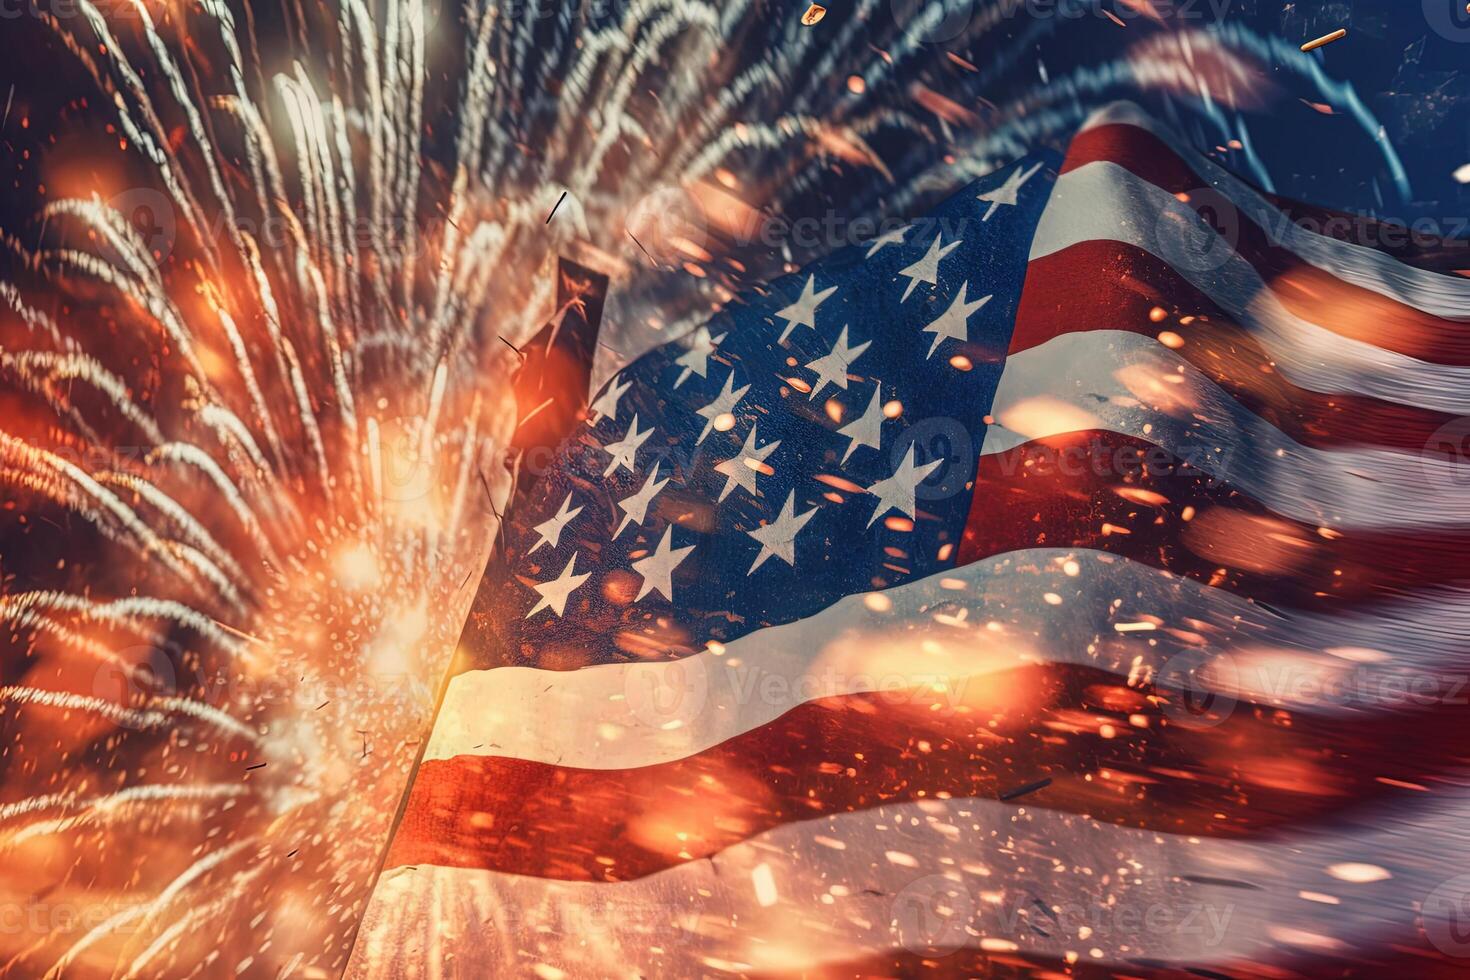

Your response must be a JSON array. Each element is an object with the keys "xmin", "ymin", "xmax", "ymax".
[
  {"xmin": 42, "ymin": 838, "xmax": 259, "ymax": 979},
  {"xmin": 0, "ymin": 783, "xmax": 254, "ymax": 848},
  {"xmin": 0, "ymin": 593, "xmax": 248, "ymax": 655},
  {"xmin": 120, "ymin": 863, "xmax": 270, "ymax": 979},
  {"xmin": 72, "ymin": 1, "xmax": 222, "ymax": 272},
  {"xmin": 1, "ymin": 0, "xmax": 525, "ymax": 972},
  {"xmin": 0, "ymin": 688, "xmax": 257, "ymax": 742}
]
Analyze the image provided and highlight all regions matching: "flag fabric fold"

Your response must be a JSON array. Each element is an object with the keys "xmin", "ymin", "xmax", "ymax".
[{"xmin": 347, "ymin": 102, "xmax": 1470, "ymax": 978}]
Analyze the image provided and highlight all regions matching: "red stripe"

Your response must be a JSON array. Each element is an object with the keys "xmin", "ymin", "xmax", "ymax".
[
  {"xmin": 1054, "ymin": 122, "xmax": 1470, "ymax": 366},
  {"xmin": 1013, "ymin": 241, "xmax": 1459, "ymax": 456},
  {"xmin": 385, "ymin": 661, "xmax": 1463, "ymax": 880},
  {"xmin": 1059, "ymin": 122, "xmax": 1208, "ymax": 185},
  {"xmin": 959, "ymin": 430, "xmax": 1470, "ymax": 604}
]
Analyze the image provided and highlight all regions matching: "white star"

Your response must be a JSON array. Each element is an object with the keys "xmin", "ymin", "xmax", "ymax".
[
  {"xmin": 804, "ymin": 325, "xmax": 871, "ymax": 401},
  {"xmin": 774, "ymin": 274, "xmax": 838, "ymax": 344},
  {"xmin": 976, "ymin": 161, "xmax": 1043, "ymax": 220},
  {"xmin": 865, "ymin": 443, "xmax": 944, "ymax": 528},
  {"xmin": 898, "ymin": 235, "xmax": 962, "ymax": 301},
  {"xmin": 714, "ymin": 422, "xmax": 781, "ymax": 502},
  {"xmin": 673, "ymin": 326, "xmax": 727, "ymax": 388},
  {"xmin": 526, "ymin": 492, "xmax": 582, "ymax": 555},
  {"xmin": 631, "ymin": 525, "xmax": 695, "ymax": 602},
  {"xmin": 602, "ymin": 414, "xmax": 653, "ymax": 476},
  {"xmin": 587, "ymin": 374, "xmax": 632, "ymax": 426},
  {"xmin": 921, "ymin": 281, "xmax": 991, "ymax": 359},
  {"xmin": 525, "ymin": 551, "xmax": 591, "ymax": 619},
  {"xmin": 615, "ymin": 463, "xmax": 671, "ymax": 538},
  {"xmin": 864, "ymin": 224, "xmax": 909, "ymax": 258},
  {"xmin": 837, "ymin": 384, "xmax": 886, "ymax": 464},
  {"xmin": 694, "ymin": 370, "xmax": 750, "ymax": 444},
  {"xmin": 747, "ymin": 490, "xmax": 819, "ymax": 574}
]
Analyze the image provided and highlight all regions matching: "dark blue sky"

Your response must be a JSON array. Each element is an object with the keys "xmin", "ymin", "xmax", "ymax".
[{"xmin": 1036, "ymin": 0, "xmax": 1470, "ymax": 227}]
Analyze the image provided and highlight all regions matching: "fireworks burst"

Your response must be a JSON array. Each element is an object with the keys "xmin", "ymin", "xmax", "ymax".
[{"xmin": 0, "ymin": 0, "xmax": 1407, "ymax": 975}]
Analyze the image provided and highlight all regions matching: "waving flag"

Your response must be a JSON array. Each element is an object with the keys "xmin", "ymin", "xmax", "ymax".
[{"xmin": 347, "ymin": 103, "xmax": 1470, "ymax": 978}]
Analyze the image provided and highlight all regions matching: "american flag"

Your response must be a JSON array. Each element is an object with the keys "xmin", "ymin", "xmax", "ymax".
[{"xmin": 347, "ymin": 103, "xmax": 1470, "ymax": 978}]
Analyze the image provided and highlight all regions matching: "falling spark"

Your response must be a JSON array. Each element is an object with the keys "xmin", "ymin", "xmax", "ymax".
[
  {"xmin": 1301, "ymin": 29, "xmax": 1347, "ymax": 53},
  {"xmin": 999, "ymin": 777, "xmax": 1054, "ymax": 801}
]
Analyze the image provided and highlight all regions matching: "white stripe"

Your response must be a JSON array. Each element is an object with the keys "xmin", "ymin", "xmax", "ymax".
[
  {"xmin": 1032, "ymin": 160, "xmax": 1470, "ymax": 416},
  {"xmin": 348, "ymin": 789, "xmax": 1470, "ymax": 978},
  {"xmin": 1082, "ymin": 102, "xmax": 1470, "ymax": 320},
  {"xmin": 424, "ymin": 548, "xmax": 1470, "ymax": 768},
  {"xmin": 985, "ymin": 330, "xmax": 1470, "ymax": 530}
]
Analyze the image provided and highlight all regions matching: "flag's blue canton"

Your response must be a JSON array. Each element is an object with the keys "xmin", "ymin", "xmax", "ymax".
[{"xmin": 479, "ymin": 152, "xmax": 1060, "ymax": 670}]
